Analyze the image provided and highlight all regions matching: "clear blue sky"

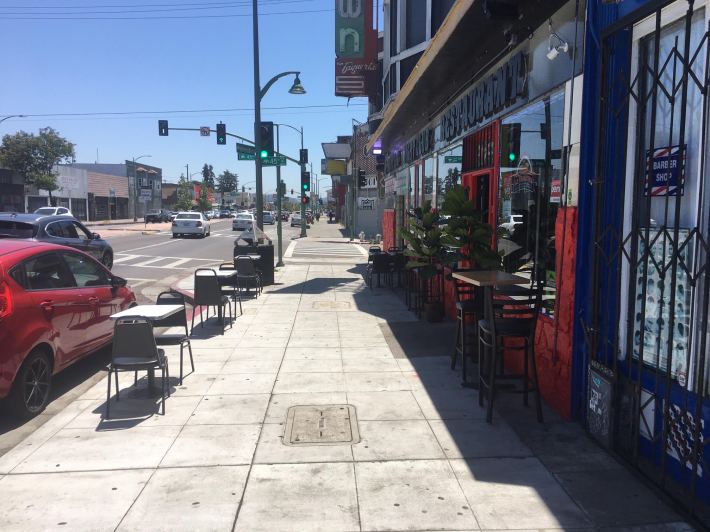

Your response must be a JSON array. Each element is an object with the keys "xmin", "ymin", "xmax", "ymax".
[{"xmin": 0, "ymin": 0, "xmax": 370, "ymax": 195}]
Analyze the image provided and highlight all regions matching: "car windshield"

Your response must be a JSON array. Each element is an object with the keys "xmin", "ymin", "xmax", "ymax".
[
  {"xmin": 177, "ymin": 213, "xmax": 200, "ymax": 220},
  {"xmin": 34, "ymin": 208, "xmax": 55, "ymax": 215},
  {"xmin": 0, "ymin": 221, "xmax": 37, "ymax": 238},
  {"xmin": 237, "ymin": 214, "xmax": 252, "ymax": 220}
]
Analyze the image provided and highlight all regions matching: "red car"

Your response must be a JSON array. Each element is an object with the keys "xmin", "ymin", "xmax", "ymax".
[{"xmin": 0, "ymin": 240, "xmax": 136, "ymax": 417}]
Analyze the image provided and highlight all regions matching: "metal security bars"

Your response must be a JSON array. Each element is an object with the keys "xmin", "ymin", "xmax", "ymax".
[{"xmin": 589, "ymin": 1, "xmax": 710, "ymax": 520}]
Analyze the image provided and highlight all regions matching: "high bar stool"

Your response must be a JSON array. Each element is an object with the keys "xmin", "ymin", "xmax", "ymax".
[
  {"xmin": 451, "ymin": 270, "xmax": 481, "ymax": 384},
  {"xmin": 478, "ymin": 283, "xmax": 544, "ymax": 423}
]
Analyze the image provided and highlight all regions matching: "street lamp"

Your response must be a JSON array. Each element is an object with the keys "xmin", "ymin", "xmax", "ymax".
[
  {"xmin": 132, "ymin": 154, "xmax": 151, "ymax": 222},
  {"xmin": 0, "ymin": 115, "xmax": 26, "ymax": 126},
  {"xmin": 252, "ymin": 0, "xmax": 305, "ymax": 232}
]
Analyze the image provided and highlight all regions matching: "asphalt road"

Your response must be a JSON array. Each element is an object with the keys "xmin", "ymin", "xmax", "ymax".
[{"xmin": 108, "ymin": 217, "xmax": 301, "ymax": 304}]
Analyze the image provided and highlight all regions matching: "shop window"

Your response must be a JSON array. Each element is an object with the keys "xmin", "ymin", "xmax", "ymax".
[
  {"xmin": 389, "ymin": 0, "xmax": 398, "ymax": 56},
  {"xmin": 408, "ymin": 165, "xmax": 417, "ymax": 209},
  {"xmin": 423, "ymin": 158, "xmax": 434, "ymax": 206},
  {"xmin": 405, "ymin": 0, "xmax": 426, "ymax": 49},
  {"xmin": 498, "ymin": 90, "xmax": 564, "ymax": 316},
  {"xmin": 400, "ymin": 51, "xmax": 423, "ymax": 88},
  {"xmin": 436, "ymin": 145, "xmax": 462, "ymax": 209}
]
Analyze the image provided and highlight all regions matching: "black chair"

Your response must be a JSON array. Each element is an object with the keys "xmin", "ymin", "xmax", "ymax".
[
  {"xmin": 153, "ymin": 291, "xmax": 194, "ymax": 385},
  {"xmin": 106, "ymin": 317, "xmax": 170, "ymax": 418},
  {"xmin": 478, "ymin": 283, "xmax": 544, "ymax": 423},
  {"xmin": 367, "ymin": 252, "xmax": 394, "ymax": 288},
  {"xmin": 191, "ymin": 268, "xmax": 233, "ymax": 335},
  {"xmin": 218, "ymin": 262, "xmax": 243, "ymax": 317},
  {"xmin": 368, "ymin": 246, "xmax": 383, "ymax": 264},
  {"xmin": 451, "ymin": 271, "xmax": 481, "ymax": 381},
  {"xmin": 235, "ymin": 256, "xmax": 262, "ymax": 296},
  {"xmin": 391, "ymin": 252, "xmax": 407, "ymax": 287}
]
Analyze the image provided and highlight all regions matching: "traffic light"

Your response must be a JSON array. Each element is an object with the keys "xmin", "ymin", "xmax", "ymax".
[
  {"xmin": 259, "ymin": 122, "xmax": 274, "ymax": 158},
  {"xmin": 301, "ymin": 171, "xmax": 310, "ymax": 192},
  {"xmin": 158, "ymin": 120, "xmax": 169, "ymax": 136},
  {"xmin": 299, "ymin": 148, "xmax": 308, "ymax": 165},
  {"xmin": 301, "ymin": 195, "xmax": 310, "ymax": 204},
  {"xmin": 358, "ymin": 169, "xmax": 366, "ymax": 188},
  {"xmin": 503, "ymin": 122, "xmax": 521, "ymax": 164},
  {"xmin": 216, "ymin": 123, "xmax": 226, "ymax": 145}
]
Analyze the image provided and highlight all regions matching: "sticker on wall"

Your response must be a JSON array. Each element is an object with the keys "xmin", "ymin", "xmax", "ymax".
[
  {"xmin": 645, "ymin": 144, "xmax": 686, "ymax": 196},
  {"xmin": 666, "ymin": 402, "xmax": 704, "ymax": 477}
]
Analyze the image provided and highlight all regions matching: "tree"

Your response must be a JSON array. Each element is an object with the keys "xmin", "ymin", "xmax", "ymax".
[
  {"xmin": 201, "ymin": 163, "xmax": 215, "ymax": 189},
  {"xmin": 197, "ymin": 180, "xmax": 211, "ymax": 212},
  {"xmin": 175, "ymin": 173, "xmax": 193, "ymax": 211},
  {"xmin": 217, "ymin": 170, "xmax": 238, "ymax": 206},
  {"xmin": 0, "ymin": 127, "xmax": 75, "ymax": 205}
]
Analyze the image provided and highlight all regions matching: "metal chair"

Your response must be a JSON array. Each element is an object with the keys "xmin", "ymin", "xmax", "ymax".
[
  {"xmin": 191, "ymin": 268, "xmax": 233, "ymax": 335},
  {"xmin": 451, "ymin": 271, "xmax": 480, "ymax": 381},
  {"xmin": 235, "ymin": 256, "xmax": 262, "ymax": 296},
  {"xmin": 106, "ymin": 317, "xmax": 170, "ymax": 418},
  {"xmin": 478, "ymin": 283, "xmax": 544, "ymax": 423},
  {"xmin": 218, "ymin": 262, "xmax": 243, "ymax": 317},
  {"xmin": 366, "ymin": 252, "xmax": 394, "ymax": 288},
  {"xmin": 153, "ymin": 291, "xmax": 194, "ymax": 385}
]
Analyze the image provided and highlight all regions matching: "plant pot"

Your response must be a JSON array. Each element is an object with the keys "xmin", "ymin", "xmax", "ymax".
[{"xmin": 424, "ymin": 301, "xmax": 444, "ymax": 322}]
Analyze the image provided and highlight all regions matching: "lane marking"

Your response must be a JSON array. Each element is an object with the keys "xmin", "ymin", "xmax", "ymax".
[
  {"xmin": 113, "ymin": 254, "xmax": 140, "ymax": 264},
  {"xmin": 117, "ymin": 239, "xmax": 182, "ymax": 254},
  {"xmin": 160, "ymin": 258, "xmax": 192, "ymax": 269}
]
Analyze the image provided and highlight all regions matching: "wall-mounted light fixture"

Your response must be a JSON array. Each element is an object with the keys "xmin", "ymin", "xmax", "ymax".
[{"xmin": 546, "ymin": 20, "xmax": 569, "ymax": 61}]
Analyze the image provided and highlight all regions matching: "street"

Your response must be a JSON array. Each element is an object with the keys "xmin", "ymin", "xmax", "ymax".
[{"xmin": 108, "ymin": 217, "xmax": 301, "ymax": 304}]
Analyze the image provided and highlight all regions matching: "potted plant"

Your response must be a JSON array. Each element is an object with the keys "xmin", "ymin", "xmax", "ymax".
[
  {"xmin": 440, "ymin": 185, "xmax": 501, "ymax": 269},
  {"xmin": 401, "ymin": 201, "xmax": 452, "ymax": 322}
]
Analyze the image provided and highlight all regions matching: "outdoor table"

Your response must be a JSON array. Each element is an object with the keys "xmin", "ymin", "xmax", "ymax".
[
  {"xmin": 110, "ymin": 304, "xmax": 183, "ymax": 391},
  {"xmin": 450, "ymin": 270, "xmax": 528, "ymax": 387}
]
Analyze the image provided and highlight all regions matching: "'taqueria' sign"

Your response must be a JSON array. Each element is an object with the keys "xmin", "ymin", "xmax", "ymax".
[{"xmin": 440, "ymin": 52, "xmax": 527, "ymax": 142}]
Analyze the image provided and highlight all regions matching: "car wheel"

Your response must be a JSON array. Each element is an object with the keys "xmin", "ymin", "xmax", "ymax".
[
  {"xmin": 172, "ymin": 233, "xmax": 177, "ymax": 238},
  {"xmin": 8, "ymin": 349, "xmax": 53, "ymax": 419},
  {"xmin": 101, "ymin": 251, "xmax": 113, "ymax": 270}
]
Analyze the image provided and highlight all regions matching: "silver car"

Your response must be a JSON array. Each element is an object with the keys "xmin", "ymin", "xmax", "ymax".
[
  {"xmin": 232, "ymin": 213, "xmax": 255, "ymax": 231},
  {"xmin": 172, "ymin": 212, "xmax": 210, "ymax": 238}
]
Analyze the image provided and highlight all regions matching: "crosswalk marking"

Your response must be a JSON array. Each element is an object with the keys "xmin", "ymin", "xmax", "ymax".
[
  {"xmin": 132, "ymin": 256, "xmax": 169, "ymax": 267},
  {"xmin": 113, "ymin": 254, "xmax": 140, "ymax": 264},
  {"xmin": 112, "ymin": 253, "xmax": 225, "ymax": 270},
  {"xmin": 160, "ymin": 258, "xmax": 192, "ymax": 269},
  {"xmin": 291, "ymin": 242, "xmax": 366, "ymax": 258}
]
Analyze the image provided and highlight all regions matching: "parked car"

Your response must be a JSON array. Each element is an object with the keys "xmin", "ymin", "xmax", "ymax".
[
  {"xmin": 290, "ymin": 213, "xmax": 302, "ymax": 227},
  {"xmin": 144, "ymin": 209, "xmax": 172, "ymax": 223},
  {"xmin": 33, "ymin": 206, "xmax": 73, "ymax": 217},
  {"xmin": 263, "ymin": 212, "xmax": 275, "ymax": 225},
  {"xmin": 170, "ymin": 211, "xmax": 179, "ymax": 221},
  {"xmin": 0, "ymin": 213, "xmax": 115, "ymax": 269},
  {"xmin": 0, "ymin": 239, "xmax": 135, "ymax": 417},
  {"xmin": 233, "ymin": 213, "xmax": 255, "ymax": 231},
  {"xmin": 172, "ymin": 212, "xmax": 210, "ymax": 238},
  {"xmin": 499, "ymin": 214, "xmax": 524, "ymax": 235}
]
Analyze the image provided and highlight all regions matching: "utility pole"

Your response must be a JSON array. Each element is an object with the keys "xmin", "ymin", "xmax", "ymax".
[
  {"xmin": 252, "ymin": 0, "xmax": 264, "ymax": 230},
  {"xmin": 275, "ymin": 125, "xmax": 284, "ymax": 267}
]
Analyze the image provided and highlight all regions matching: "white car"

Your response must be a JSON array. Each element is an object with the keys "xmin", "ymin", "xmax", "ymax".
[
  {"xmin": 34, "ymin": 206, "xmax": 73, "ymax": 217},
  {"xmin": 499, "ymin": 214, "xmax": 523, "ymax": 235},
  {"xmin": 290, "ymin": 213, "xmax": 302, "ymax": 227},
  {"xmin": 233, "ymin": 213, "xmax": 255, "ymax": 231},
  {"xmin": 172, "ymin": 211, "xmax": 210, "ymax": 238}
]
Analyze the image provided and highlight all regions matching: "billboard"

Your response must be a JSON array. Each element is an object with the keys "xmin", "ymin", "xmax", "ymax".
[{"xmin": 335, "ymin": 0, "xmax": 377, "ymax": 98}]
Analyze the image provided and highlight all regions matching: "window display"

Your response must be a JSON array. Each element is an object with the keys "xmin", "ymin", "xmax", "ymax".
[{"xmin": 498, "ymin": 90, "xmax": 564, "ymax": 315}]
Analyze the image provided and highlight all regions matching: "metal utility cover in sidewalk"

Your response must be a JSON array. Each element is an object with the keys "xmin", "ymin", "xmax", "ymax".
[{"xmin": 283, "ymin": 405, "xmax": 360, "ymax": 445}]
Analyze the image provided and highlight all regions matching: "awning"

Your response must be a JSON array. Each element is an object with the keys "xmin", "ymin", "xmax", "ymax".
[
  {"xmin": 322, "ymin": 142, "xmax": 352, "ymax": 159},
  {"xmin": 368, "ymin": 0, "xmax": 568, "ymax": 152}
]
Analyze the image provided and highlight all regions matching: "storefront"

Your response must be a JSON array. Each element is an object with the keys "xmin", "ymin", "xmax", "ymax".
[
  {"xmin": 376, "ymin": 0, "xmax": 584, "ymax": 417},
  {"xmin": 576, "ymin": 0, "xmax": 710, "ymax": 520}
]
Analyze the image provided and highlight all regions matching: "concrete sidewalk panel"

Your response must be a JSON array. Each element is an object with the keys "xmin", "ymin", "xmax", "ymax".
[
  {"xmin": 65, "ymin": 396, "xmax": 202, "ymax": 429},
  {"xmin": 13, "ymin": 426, "xmax": 181, "ymax": 473},
  {"xmin": 264, "ymin": 392, "xmax": 348, "ymax": 424},
  {"xmin": 235, "ymin": 462, "xmax": 360, "ymax": 532},
  {"xmin": 118, "ymin": 466, "xmax": 247, "ymax": 531},
  {"xmin": 160, "ymin": 424, "xmax": 260, "ymax": 467},
  {"xmin": 228, "ymin": 347, "xmax": 287, "ymax": 360},
  {"xmin": 346, "ymin": 391, "xmax": 425, "ymax": 421},
  {"xmin": 450, "ymin": 457, "xmax": 590, "ymax": 530},
  {"xmin": 344, "ymin": 372, "xmax": 410, "ymax": 392},
  {"xmin": 355, "ymin": 459, "xmax": 479, "ymax": 531},
  {"xmin": 273, "ymin": 372, "xmax": 346, "ymax": 394},
  {"xmin": 283, "ymin": 347, "xmax": 342, "ymax": 360},
  {"xmin": 206, "ymin": 373, "xmax": 277, "ymax": 395},
  {"xmin": 342, "ymin": 357, "xmax": 401, "ymax": 373},
  {"xmin": 221, "ymin": 358, "xmax": 282, "ymax": 374},
  {"xmin": 412, "ymin": 388, "xmax": 487, "ymax": 421},
  {"xmin": 353, "ymin": 420, "xmax": 445, "ymax": 461},
  {"xmin": 187, "ymin": 394, "xmax": 270, "ymax": 425},
  {"xmin": 429, "ymin": 419, "xmax": 533, "ymax": 459},
  {"xmin": 279, "ymin": 358, "xmax": 343, "ymax": 373},
  {"xmin": 0, "ymin": 469, "xmax": 152, "ymax": 531}
]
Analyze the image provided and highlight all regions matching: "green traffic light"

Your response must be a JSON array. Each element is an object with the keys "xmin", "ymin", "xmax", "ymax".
[
  {"xmin": 260, "ymin": 150, "xmax": 268, "ymax": 158},
  {"xmin": 508, "ymin": 152, "xmax": 516, "ymax": 162},
  {"xmin": 302, "ymin": 184, "xmax": 308, "ymax": 190}
]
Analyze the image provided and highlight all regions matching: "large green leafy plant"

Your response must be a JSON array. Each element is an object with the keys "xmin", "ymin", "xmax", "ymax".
[
  {"xmin": 400, "ymin": 201, "xmax": 452, "ymax": 278},
  {"xmin": 440, "ymin": 185, "xmax": 501, "ymax": 269}
]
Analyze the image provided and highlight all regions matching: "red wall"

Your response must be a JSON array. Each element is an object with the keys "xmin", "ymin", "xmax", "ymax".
[{"xmin": 382, "ymin": 209, "xmax": 396, "ymax": 250}]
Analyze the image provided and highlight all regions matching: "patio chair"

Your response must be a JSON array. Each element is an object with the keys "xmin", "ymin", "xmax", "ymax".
[
  {"xmin": 106, "ymin": 317, "xmax": 170, "ymax": 418},
  {"xmin": 235, "ymin": 256, "xmax": 262, "ymax": 296},
  {"xmin": 219, "ymin": 262, "xmax": 243, "ymax": 317},
  {"xmin": 191, "ymin": 268, "xmax": 233, "ymax": 335},
  {"xmin": 366, "ymin": 252, "xmax": 394, "ymax": 288},
  {"xmin": 153, "ymin": 291, "xmax": 194, "ymax": 385}
]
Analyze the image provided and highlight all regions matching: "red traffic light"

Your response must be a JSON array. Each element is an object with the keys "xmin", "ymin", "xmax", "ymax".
[{"xmin": 301, "ymin": 196, "xmax": 310, "ymax": 204}]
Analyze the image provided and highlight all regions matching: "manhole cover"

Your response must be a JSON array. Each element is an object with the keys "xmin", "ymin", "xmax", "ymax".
[
  {"xmin": 283, "ymin": 405, "xmax": 360, "ymax": 446},
  {"xmin": 312, "ymin": 301, "xmax": 352, "ymax": 310}
]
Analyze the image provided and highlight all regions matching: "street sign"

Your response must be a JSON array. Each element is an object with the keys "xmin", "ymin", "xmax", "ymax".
[
  {"xmin": 444, "ymin": 156, "xmax": 462, "ymax": 164},
  {"xmin": 238, "ymin": 152, "xmax": 256, "ymax": 161},
  {"xmin": 200, "ymin": 126, "xmax": 210, "ymax": 137},
  {"xmin": 262, "ymin": 155, "xmax": 287, "ymax": 166}
]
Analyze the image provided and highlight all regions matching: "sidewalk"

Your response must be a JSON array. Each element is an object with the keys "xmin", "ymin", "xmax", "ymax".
[{"xmin": 0, "ymin": 259, "xmax": 693, "ymax": 530}]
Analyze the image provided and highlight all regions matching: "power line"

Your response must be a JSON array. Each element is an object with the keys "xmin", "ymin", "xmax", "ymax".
[
  {"xmin": 1, "ymin": 0, "xmax": 301, "ymax": 8},
  {"xmin": 0, "ymin": 7, "xmax": 332, "ymax": 20},
  {"xmin": 1, "ymin": 103, "xmax": 366, "ymax": 119}
]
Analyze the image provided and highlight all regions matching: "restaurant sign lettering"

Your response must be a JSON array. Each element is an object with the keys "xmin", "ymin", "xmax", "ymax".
[
  {"xmin": 440, "ymin": 52, "xmax": 527, "ymax": 142},
  {"xmin": 384, "ymin": 127, "xmax": 435, "ymax": 174}
]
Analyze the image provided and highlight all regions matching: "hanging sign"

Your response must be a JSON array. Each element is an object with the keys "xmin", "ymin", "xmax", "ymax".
[
  {"xmin": 334, "ymin": 0, "xmax": 377, "ymax": 98},
  {"xmin": 550, "ymin": 179, "xmax": 562, "ymax": 203},
  {"xmin": 645, "ymin": 144, "xmax": 686, "ymax": 196}
]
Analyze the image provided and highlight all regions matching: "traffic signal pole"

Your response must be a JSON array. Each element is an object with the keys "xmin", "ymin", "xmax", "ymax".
[
  {"xmin": 252, "ymin": 0, "xmax": 264, "ymax": 231},
  {"xmin": 275, "ymin": 125, "xmax": 284, "ymax": 267}
]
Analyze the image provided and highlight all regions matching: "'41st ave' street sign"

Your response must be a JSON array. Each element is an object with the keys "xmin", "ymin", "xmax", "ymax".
[
  {"xmin": 236, "ymin": 142, "xmax": 287, "ymax": 166},
  {"xmin": 262, "ymin": 155, "xmax": 287, "ymax": 167}
]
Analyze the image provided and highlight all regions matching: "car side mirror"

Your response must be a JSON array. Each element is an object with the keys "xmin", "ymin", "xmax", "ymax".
[
  {"xmin": 110, "ymin": 276, "xmax": 127, "ymax": 289},
  {"xmin": 91, "ymin": 232, "xmax": 101, "ymax": 240}
]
